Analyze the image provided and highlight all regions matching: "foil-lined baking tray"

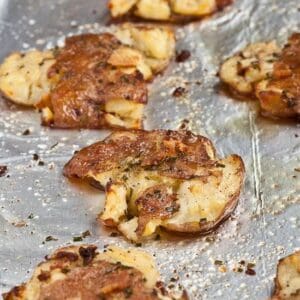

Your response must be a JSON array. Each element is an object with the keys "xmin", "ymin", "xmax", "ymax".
[{"xmin": 0, "ymin": 0, "xmax": 299, "ymax": 299}]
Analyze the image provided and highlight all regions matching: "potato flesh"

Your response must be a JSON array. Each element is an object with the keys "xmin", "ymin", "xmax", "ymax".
[
  {"xmin": 115, "ymin": 23, "xmax": 175, "ymax": 75},
  {"xmin": 108, "ymin": 0, "xmax": 227, "ymax": 19},
  {"xmin": 135, "ymin": 0, "xmax": 171, "ymax": 20},
  {"xmin": 170, "ymin": 0, "xmax": 216, "ymax": 16},
  {"xmin": 272, "ymin": 251, "xmax": 300, "ymax": 300},
  {"xmin": 220, "ymin": 42, "xmax": 280, "ymax": 95},
  {"xmin": 97, "ymin": 155, "xmax": 244, "ymax": 241},
  {"xmin": 0, "ymin": 50, "xmax": 55, "ymax": 106},
  {"xmin": 108, "ymin": 0, "xmax": 138, "ymax": 17},
  {"xmin": 104, "ymin": 98, "xmax": 145, "ymax": 129},
  {"xmin": 165, "ymin": 155, "xmax": 242, "ymax": 232}
]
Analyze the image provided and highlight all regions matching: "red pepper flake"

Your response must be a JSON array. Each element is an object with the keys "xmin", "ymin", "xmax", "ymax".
[
  {"xmin": 172, "ymin": 87, "xmax": 187, "ymax": 98},
  {"xmin": 176, "ymin": 50, "xmax": 191, "ymax": 63},
  {"xmin": 0, "ymin": 166, "xmax": 7, "ymax": 177}
]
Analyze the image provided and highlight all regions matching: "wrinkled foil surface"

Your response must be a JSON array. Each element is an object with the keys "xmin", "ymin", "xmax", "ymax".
[{"xmin": 0, "ymin": 0, "xmax": 299, "ymax": 299}]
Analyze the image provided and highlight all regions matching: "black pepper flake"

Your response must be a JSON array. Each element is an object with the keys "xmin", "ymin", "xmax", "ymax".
[
  {"xmin": 294, "ymin": 168, "xmax": 300, "ymax": 172},
  {"xmin": 79, "ymin": 245, "xmax": 97, "ymax": 265},
  {"xmin": 176, "ymin": 50, "xmax": 191, "ymax": 63},
  {"xmin": 33, "ymin": 154, "xmax": 39, "ymax": 161},
  {"xmin": 45, "ymin": 236, "xmax": 58, "ymax": 242},
  {"xmin": 38, "ymin": 161, "xmax": 45, "ymax": 166},
  {"xmin": 0, "ymin": 166, "xmax": 8, "ymax": 177},
  {"xmin": 179, "ymin": 119, "xmax": 189, "ymax": 130},
  {"xmin": 135, "ymin": 243, "xmax": 142, "ymax": 247},
  {"xmin": 172, "ymin": 87, "xmax": 187, "ymax": 98},
  {"xmin": 245, "ymin": 268, "xmax": 256, "ymax": 276},
  {"xmin": 28, "ymin": 213, "xmax": 34, "ymax": 219},
  {"xmin": 22, "ymin": 129, "xmax": 31, "ymax": 136}
]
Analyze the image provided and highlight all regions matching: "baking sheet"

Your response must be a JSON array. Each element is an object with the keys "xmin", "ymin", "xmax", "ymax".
[{"xmin": 0, "ymin": 0, "xmax": 299, "ymax": 299}]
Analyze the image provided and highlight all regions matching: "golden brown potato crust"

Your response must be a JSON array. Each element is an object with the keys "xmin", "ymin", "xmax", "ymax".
[
  {"xmin": 63, "ymin": 129, "xmax": 216, "ymax": 180},
  {"xmin": 3, "ymin": 245, "xmax": 186, "ymax": 300},
  {"xmin": 41, "ymin": 34, "xmax": 147, "ymax": 129},
  {"xmin": 256, "ymin": 33, "xmax": 300, "ymax": 119},
  {"xmin": 64, "ymin": 130, "xmax": 244, "ymax": 241},
  {"xmin": 271, "ymin": 251, "xmax": 300, "ymax": 300}
]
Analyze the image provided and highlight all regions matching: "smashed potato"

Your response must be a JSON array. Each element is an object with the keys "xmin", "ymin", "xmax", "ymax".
[
  {"xmin": 220, "ymin": 42, "xmax": 280, "ymax": 95},
  {"xmin": 220, "ymin": 34, "xmax": 300, "ymax": 119},
  {"xmin": 0, "ymin": 25, "xmax": 175, "ymax": 129},
  {"xmin": 272, "ymin": 251, "xmax": 300, "ymax": 300},
  {"xmin": 0, "ymin": 50, "xmax": 55, "ymax": 106},
  {"xmin": 64, "ymin": 130, "xmax": 245, "ymax": 242},
  {"xmin": 108, "ymin": 0, "xmax": 233, "ymax": 21},
  {"xmin": 3, "ymin": 245, "xmax": 187, "ymax": 300},
  {"xmin": 256, "ymin": 34, "xmax": 300, "ymax": 119}
]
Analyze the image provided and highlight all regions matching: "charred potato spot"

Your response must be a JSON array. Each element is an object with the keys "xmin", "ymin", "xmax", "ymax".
[
  {"xmin": 272, "ymin": 251, "xmax": 300, "ymax": 300},
  {"xmin": 64, "ymin": 130, "xmax": 245, "ymax": 242},
  {"xmin": 108, "ymin": 0, "xmax": 232, "ymax": 21},
  {"xmin": 0, "ymin": 50, "xmax": 55, "ymax": 106},
  {"xmin": 3, "ymin": 245, "xmax": 185, "ymax": 300}
]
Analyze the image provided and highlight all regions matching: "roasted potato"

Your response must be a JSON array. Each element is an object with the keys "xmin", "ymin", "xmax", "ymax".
[
  {"xmin": 0, "ymin": 50, "xmax": 55, "ymax": 106},
  {"xmin": 38, "ymin": 33, "xmax": 148, "ymax": 129},
  {"xmin": 3, "ymin": 245, "xmax": 187, "ymax": 300},
  {"xmin": 220, "ymin": 33, "xmax": 300, "ymax": 120},
  {"xmin": 64, "ymin": 130, "xmax": 245, "ymax": 242},
  {"xmin": 256, "ymin": 34, "xmax": 300, "ymax": 119},
  {"xmin": 220, "ymin": 42, "xmax": 280, "ymax": 95},
  {"xmin": 107, "ymin": 0, "xmax": 233, "ymax": 22},
  {"xmin": 0, "ymin": 25, "xmax": 175, "ymax": 129},
  {"xmin": 271, "ymin": 251, "xmax": 300, "ymax": 300}
]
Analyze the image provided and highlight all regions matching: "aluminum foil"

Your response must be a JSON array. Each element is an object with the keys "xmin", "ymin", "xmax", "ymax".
[{"xmin": 0, "ymin": 0, "xmax": 299, "ymax": 299}]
